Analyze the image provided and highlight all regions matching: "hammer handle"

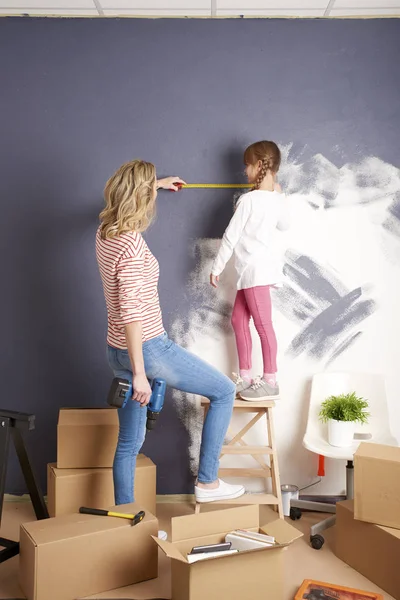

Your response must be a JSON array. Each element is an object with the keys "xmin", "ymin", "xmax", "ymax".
[{"xmin": 79, "ymin": 507, "xmax": 109, "ymax": 517}]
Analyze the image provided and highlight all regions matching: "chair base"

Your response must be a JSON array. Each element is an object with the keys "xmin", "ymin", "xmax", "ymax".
[{"xmin": 289, "ymin": 460, "xmax": 354, "ymax": 549}]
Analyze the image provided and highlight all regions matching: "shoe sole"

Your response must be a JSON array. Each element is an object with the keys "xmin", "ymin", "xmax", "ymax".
[
  {"xmin": 239, "ymin": 393, "xmax": 280, "ymax": 401},
  {"xmin": 195, "ymin": 488, "xmax": 246, "ymax": 504}
]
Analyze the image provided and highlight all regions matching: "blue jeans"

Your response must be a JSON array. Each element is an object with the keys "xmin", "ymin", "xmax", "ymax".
[{"xmin": 107, "ymin": 331, "xmax": 235, "ymax": 505}]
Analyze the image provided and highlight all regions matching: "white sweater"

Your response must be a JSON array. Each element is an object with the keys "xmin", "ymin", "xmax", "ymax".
[{"xmin": 211, "ymin": 190, "xmax": 290, "ymax": 290}]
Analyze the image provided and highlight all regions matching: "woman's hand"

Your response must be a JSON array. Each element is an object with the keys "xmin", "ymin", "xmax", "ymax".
[
  {"xmin": 132, "ymin": 373, "xmax": 152, "ymax": 406},
  {"xmin": 210, "ymin": 274, "xmax": 219, "ymax": 288},
  {"xmin": 157, "ymin": 177, "xmax": 187, "ymax": 191}
]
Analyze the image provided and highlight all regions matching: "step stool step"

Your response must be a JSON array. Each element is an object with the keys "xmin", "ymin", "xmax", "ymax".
[
  {"xmin": 221, "ymin": 445, "xmax": 273, "ymax": 455},
  {"xmin": 200, "ymin": 493, "xmax": 279, "ymax": 506}
]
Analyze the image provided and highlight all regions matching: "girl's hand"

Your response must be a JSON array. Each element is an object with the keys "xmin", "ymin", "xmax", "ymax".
[
  {"xmin": 157, "ymin": 177, "xmax": 187, "ymax": 191},
  {"xmin": 210, "ymin": 274, "xmax": 219, "ymax": 288},
  {"xmin": 132, "ymin": 373, "xmax": 152, "ymax": 406}
]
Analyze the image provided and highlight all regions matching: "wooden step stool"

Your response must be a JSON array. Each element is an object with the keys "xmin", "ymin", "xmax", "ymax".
[{"xmin": 195, "ymin": 398, "xmax": 283, "ymax": 518}]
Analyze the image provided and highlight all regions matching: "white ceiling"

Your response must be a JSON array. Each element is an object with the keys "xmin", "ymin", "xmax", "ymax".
[{"xmin": 1, "ymin": 0, "xmax": 400, "ymax": 17}]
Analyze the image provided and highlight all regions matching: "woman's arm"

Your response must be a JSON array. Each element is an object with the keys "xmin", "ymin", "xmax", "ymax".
[
  {"xmin": 125, "ymin": 322, "xmax": 152, "ymax": 406},
  {"xmin": 117, "ymin": 245, "xmax": 152, "ymax": 405},
  {"xmin": 157, "ymin": 176, "xmax": 186, "ymax": 191}
]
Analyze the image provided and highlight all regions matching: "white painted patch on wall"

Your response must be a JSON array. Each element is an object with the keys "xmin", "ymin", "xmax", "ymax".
[{"xmin": 170, "ymin": 147, "xmax": 400, "ymax": 495}]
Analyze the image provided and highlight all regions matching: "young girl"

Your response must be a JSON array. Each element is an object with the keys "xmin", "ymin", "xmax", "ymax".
[{"xmin": 210, "ymin": 140, "xmax": 289, "ymax": 401}]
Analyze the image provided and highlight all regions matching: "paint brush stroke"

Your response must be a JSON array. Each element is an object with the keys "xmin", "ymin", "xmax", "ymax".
[
  {"xmin": 274, "ymin": 250, "xmax": 376, "ymax": 362},
  {"xmin": 278, "ymin": 144, "xmax": 400, "ymax": 209},
  {"xmin": 287, "ymin": 289, "xmax": 376, "ymax": 360},
  {"xmin": 325, "ymin": 331, "xmax": 363, "ymax": 368},
  {"xmin": 383, "ymin": 193, "xmax": 400, "ymax": 238}
]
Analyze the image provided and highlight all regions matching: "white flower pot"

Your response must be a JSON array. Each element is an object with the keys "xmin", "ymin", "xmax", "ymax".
[{"xmin": 328, "ymin": 419, "xmax": 356, "ymax": 447}]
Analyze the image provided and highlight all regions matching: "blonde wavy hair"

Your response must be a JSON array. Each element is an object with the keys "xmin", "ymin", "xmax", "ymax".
[{"xmin": 99, "ymin": 159, "xmax": 157, "ymax": 239}]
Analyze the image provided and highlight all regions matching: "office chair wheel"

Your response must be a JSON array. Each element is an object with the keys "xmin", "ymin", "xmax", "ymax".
[
  {"xmin": 310, "ymin": 534, "xmax": 324, "ymax": 550},
  {"xmin": 290, "ymin": 507, "xmax": 302, "ymax": 520}
]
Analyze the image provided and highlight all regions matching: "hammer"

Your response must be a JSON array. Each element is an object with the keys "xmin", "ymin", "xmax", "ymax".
[{"xmin": 79, "ymin": 506, "xmax": 145, "ymax": 526}]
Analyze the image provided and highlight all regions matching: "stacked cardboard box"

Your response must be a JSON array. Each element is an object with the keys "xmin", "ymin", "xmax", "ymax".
[
  {"xmin": 19, "ymin": 408, "xmax": 159, "ymax": 600},
  {"xmin": 47, "ymin": 407, "xmax": 156, "ymax": 516},
  {"xmin": 335, "ymin": 442, "xmax": 400, "ymax": 599}
]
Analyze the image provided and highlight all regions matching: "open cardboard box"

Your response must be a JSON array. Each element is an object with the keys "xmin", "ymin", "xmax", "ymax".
[{"xmin": 153, "ymin": 504, "xmax": 303, "ymax": 600}]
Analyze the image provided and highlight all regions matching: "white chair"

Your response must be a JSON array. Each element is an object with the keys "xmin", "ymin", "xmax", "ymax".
[{"xmin": 291, "ymin": 371, "xmax": 398, "ymax": 549}]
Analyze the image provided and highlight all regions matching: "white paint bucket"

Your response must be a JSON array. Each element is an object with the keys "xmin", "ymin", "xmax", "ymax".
[
  {"xmin": 281, "ymin": 484, "xmax": 299, "ymax": 517},
  {"xmin": 328, "ymin": 419, "xmax": 356, "ymax": 447}
]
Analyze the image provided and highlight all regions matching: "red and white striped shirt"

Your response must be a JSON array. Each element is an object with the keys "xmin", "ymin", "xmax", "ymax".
[{"xmin": 95, "ymin": 227, "xmax": 164, "ymax": 348}]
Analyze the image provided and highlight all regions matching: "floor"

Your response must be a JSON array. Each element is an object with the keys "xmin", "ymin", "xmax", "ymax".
[{"xmin": 0, "ymin": 499, "xmax": 394, "ymax": 600}]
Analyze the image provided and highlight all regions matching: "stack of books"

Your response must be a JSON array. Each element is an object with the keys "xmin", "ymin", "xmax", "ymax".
[{"xmin": 186, "ymin": 529, "xmax": 275, "ymax": 562}]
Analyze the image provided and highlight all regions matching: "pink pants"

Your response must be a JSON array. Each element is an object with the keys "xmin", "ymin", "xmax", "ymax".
[{"xmin": 231, "ymin": 285, "xmax": 277, "ymax": 374}]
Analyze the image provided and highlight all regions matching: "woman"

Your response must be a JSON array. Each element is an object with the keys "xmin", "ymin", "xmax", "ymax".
[{"xmin": 95, "ymin": 159, "xmax": 245, "ymax": 505}]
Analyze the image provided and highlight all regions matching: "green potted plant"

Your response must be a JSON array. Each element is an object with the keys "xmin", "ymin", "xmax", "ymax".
[{"xmin": 319, "ymin": 392, "xmax": 370, "ymax": 447}]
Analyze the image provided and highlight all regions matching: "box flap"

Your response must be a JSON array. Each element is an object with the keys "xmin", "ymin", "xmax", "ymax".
[
  {"xmin": 136, "ymin": 455, "xmax": 154, "ymax": 469},
  {"xmin": 152, "ymin": 536, "xmax": 187, "ymax": 563},
  {"xmin": 355, "ymin": 442, "xmax": 400, "ymax": 463},
  {"xmin": 337, "ymin": 499, "xmax": 355, "ymax": 514},
  {"xmin": 21, "ymin": 503, "xmax": 156, "ymax": 544},
  {"xmin": 47, "ymin": 463, "xmax": 110, "ymax": 478},
  {"xmin": 58, "ymin": 408, "xmax": 119, "ymax": 426},
  {"xmin": 261, "ymin": 518, "xmax": 303, "ymax": 545},
  {"xmin": 171, "ymin": 505, "xmax": 259, "ymax": 542}
]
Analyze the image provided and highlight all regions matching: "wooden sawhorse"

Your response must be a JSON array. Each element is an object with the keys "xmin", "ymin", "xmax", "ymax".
[{"xmin": 195, "ymin": 398, "xmax": 283, "ymax": 518}]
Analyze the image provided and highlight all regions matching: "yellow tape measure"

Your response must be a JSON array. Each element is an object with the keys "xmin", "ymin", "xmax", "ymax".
[{"xmin": 181, "ymin": 183, "xmax": 252, "ymax": 189}]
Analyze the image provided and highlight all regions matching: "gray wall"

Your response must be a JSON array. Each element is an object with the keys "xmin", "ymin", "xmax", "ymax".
[{"xmin": 0, "ymin": 16, "xmax": 399, "ymax": 494}]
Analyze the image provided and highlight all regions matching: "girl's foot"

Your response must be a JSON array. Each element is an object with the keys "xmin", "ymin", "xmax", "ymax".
[
  {"xmin": 239, "ymin": 376, "xmax": 280, "ymax": 401},
  {"xmin": 232, "ymin": 372, "xmax": 252, "ymax": 396},
  {"xmin": 195, "ymin": 479, "xmax": 246, "ymax": 503}
]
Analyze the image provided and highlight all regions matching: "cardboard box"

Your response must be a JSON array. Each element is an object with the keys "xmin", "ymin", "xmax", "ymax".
[
  {"xmin": 57, "ymin": 407, "xmax": 118, "ymax": 468},
  {"xmin": 336, "ymin": 500, "xmax": 400, "ymax": 600},
  {"xmin": 153, "ymin": 504, "xmax": 302, "ymax": 600},
  {"xmin": 47, "ymin": 454, "xmax": 156, "ymax": 517},
  {"xmin": 354, "ymin": 442, "xmax": 400, "ymax": 529},
  {"xmin": 19, "ymin": 502, "xmax": 158, "ymax": 600}
]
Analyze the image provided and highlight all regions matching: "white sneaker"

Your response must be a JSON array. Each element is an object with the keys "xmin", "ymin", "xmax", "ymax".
[{"xmin": 195, "ymin": 479, "xmax": 246, "ymax": 503}]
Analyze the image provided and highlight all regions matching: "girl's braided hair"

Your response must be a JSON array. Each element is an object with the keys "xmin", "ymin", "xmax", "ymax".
[{"xmin": 244, "ymin": 141, "xmax": 281, "ymax": 190}]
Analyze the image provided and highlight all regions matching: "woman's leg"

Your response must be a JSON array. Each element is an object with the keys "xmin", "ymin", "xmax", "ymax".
[
  {"xmin": 243, "ymin": 286, "xmax": 278, "ymax": 375},
  {"xmin": 231, "ymin": 290, "xmax": 252, "ymax": 381},
  {"xmin": 142, "ymin": 333, "xmax": 237, "ymax": 487},
  {"xmin": 107, "ymin": 346, "xmax": 147, "ymax": 505}
]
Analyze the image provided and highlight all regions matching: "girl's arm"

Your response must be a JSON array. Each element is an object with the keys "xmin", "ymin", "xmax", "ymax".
[{"xmin": 210, "ymin": 196, "xmax": 252, "ymax": 284}]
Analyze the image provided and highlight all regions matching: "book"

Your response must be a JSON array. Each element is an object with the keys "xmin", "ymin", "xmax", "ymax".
[
  {"xmin": 234, "ymin": 529, "xmax": 275, "ymax": 545},
  {"xmin": 295, "ymin": 579, "xmax": 384, "ymax": 600},
  {"xmin": 225, "ymin": 532, "xmax": 275, "ymax": 551},
  {"xmin": 186, "ymin": 549, "xmax": 239, "ymax": 563}
]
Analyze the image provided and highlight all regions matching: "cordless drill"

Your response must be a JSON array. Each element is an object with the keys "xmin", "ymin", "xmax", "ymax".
[{"xmin": 107, "ymin": 377, "xmax": 166, "ymax": 430}]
